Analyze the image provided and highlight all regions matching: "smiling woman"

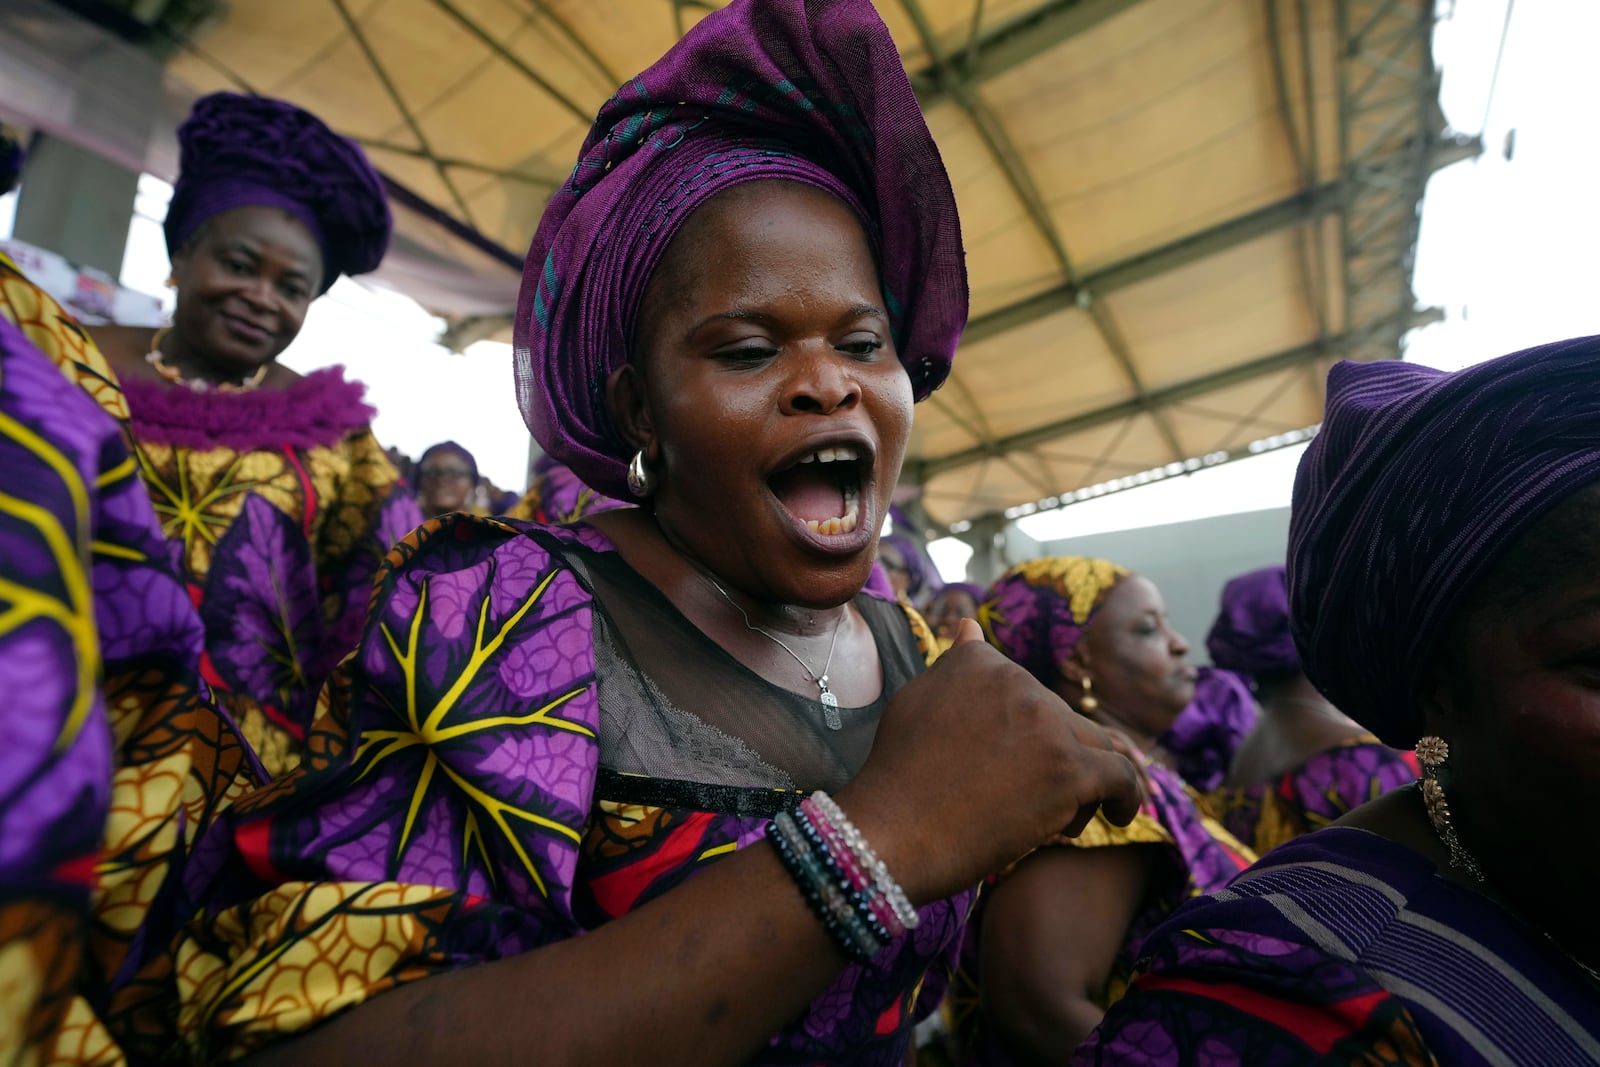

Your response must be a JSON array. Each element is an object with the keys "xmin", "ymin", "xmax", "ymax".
[
  {"xmin": 80, "ymin": 93, "xmax": 422, "ymax": 777},
  {"xmin": 169, "ymin": 3, "xmax": 1145, "ymax": 1066}
]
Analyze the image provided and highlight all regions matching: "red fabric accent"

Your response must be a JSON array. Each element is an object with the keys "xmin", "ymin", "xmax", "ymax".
[
  {"xmin": 198, "ymin": 649, "xmax": 225, "ymax": 691},
  {"xmin": 187, "ymin": 581, "xmax": 203, "ymax": 611},
  {"xmin": 234, "ymin": 816, "xmax": 284, "ymax": 885},
  {"xmin": 281, "ymin": 446, "xmax": 317, "ymax": 538},
  {"xmin": 874, "ymin": 999, "xmax": 903, "ymax": 1036},
  {"xmin": 585, "ymin": 811, "xmax": 716, "ymax": 918},
  {"xmin": 262, "ymin": 702, "xmax": 308, "ymax": 741},
  {"xmin": 1136, "ymin": 974, "xmax": 1388, "ymax": 1054},
  {"xmin": 51, "ymin": 851, "xmax": 100, "ymax": 887}
]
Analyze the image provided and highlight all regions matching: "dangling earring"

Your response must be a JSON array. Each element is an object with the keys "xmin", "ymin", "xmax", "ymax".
[
  {"xmin": 626, "ymin": 450, "xmax": 655, "ymax": 498},
  {"xmin": 1415, "ymin": 736, "xmax": 1484, "ymax": 882},
  {"xmin": 1079, "ymin": 674, "xmax": 1098, "ymax": 712}
]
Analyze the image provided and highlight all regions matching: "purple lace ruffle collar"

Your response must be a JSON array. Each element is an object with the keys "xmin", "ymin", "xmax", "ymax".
[{"xmin": 124, "ymin": 365, "xmax": 375, "ymax": 451}]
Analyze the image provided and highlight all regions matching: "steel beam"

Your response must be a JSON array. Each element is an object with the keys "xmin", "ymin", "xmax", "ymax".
[
  {"xmin": 329, "ymin": 0, "xmax": 477, "ymax": 228},
  {"xmin": 1335, "ymin": 0, "xmax": 1440, "ymax": 365},
  {"xmin": 912, "ymin": 306, "xmax": 1442, "ymax": 481},
  {"xmin": 429, "ymin": 0, "xmax": 592, "ymax": 124},
  {"xmin": 958, "ymin": 133, "xmax": 1475, "ymax": 348},
  {"xmin": 910, "ymin": 0, "xmax": 1147, "ymax": 106},
  {"xmin": 899, "ymin": 0, "xmax": 1188, "ymax": 463}
]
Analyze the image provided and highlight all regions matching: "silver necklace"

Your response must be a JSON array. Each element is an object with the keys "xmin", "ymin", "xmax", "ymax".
[{"xmin": 704, "ymin": 575, "xmax": 847, "ymax": 730}]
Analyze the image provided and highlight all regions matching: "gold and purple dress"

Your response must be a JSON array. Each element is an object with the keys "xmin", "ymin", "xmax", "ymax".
[
  {"xmin": 0, "ymin": 252, "xmax": 260, "ymax": 1064},
  {"xmin": 121, "ymin": 370, "xmax": 422, "ymax": 777},
  {"xmin": 174, "ymin": 515, "xmax": 976, "ymax": 1065}
]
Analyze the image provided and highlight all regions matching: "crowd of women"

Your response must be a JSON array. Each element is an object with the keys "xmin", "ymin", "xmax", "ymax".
[{"xmin": 1, "ymin": 0, "xmax": 1596, "ymax": 1063}]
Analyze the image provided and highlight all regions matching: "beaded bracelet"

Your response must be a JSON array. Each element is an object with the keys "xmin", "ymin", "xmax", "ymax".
[
  {"xmin": 769, "ymin": 811, "xmax": 883, "ymax": 962},
  {"xmin": 792, "ymin": 805, "xmax": 895, "ymax": 945},
  {"xmin": 798, "ymin": 798, "xmax": 905, "ymax": 940},
  {"xmin": 809, "ymin": 791, "xmax": 920, "ymax": 933}
]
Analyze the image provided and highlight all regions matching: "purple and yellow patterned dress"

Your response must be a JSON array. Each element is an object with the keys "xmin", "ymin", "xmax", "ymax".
[
  {"xmin": 121, "ymin": 370, "xmax": 422, "ymax": 777},
  {"xmin": 504, "ymin": 457, "xmax": 627, "ymax": 523},
  {"xmin": 944, "ymin": 760, "xmax": 1255, "ymax": 1065},
  {"xmin": 0, "ymin": 255, "xmax": 261, "ymax": 1064},
  {"xmin": 1204, "ymin": 735, "xmax": 1421, "ymax": 856},
  {"xmin": 1076, "ymin": 828, "xmax": 1600, "ymax": 1065},
  {"xmin": 175, "ymin": 514, "xmax": 976, "ymax": 1065}
]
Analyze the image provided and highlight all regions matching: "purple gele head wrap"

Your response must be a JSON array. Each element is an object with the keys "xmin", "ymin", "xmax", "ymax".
[
  {"xmin": 979, "ymin": 557, "xmax": 1131, "ymax": 685},
  {"xmin": 514, "ymin": 0, "xmax": 967, "ymax": 501},
  {"xmin": 1205, "ymin": 565, "xmax": 1298, "ymax": 678},
  {"xmin": 1289, "ymin": 336, "xmax": 1600, "ymax": 748},
  {"xmin": 933, "ymin": 581, "xmax": 986, "ymax": 607},
  {"xmin": 414, "ymin": 440, "xmax": 479, "ymax": 490},
  {"xmin": 164, "ymin": 93, "xmax": 391, "ymax": 293},
  {"xmin": 878, "ymin": 533, "xmax": 941, "ymax": 601}
]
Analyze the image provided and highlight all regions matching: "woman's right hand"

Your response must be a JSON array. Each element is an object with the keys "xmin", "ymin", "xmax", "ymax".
[{"xmin": 837, "ymin": 619, "xmax": 1144, "ymax": 905}]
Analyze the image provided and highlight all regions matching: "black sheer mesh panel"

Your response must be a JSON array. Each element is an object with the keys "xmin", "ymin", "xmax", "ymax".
[{"xmin": 555, "ymin": 538, "xmax": 924, "ymax": 795}]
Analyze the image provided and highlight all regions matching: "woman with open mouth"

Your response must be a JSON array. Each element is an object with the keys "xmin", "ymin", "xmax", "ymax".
[
  {"xmin": 173, "ymin": 2, "xmax": 1143, "ymax": 1065},
  {"xmin": 83, "ymin": 92, "xmax": 422, "ymax": 778}
]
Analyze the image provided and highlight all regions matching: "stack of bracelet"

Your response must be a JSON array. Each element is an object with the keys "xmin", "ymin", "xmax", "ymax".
[{"xmin": 767, "ymin": 790, "xmax": 920, "ymax": 963}]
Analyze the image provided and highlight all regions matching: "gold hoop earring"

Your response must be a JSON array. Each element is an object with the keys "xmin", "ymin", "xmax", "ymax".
[
  {"xmin": 1416, "ymin": 736, "xmax": 1484, "ymax": 882},
  {"xmin": 626, "ymin": 450, "xmax": 655, "ymax": 498},
  {"xmin": 1079, "ymin": 674, "xmax": 1098, "ymax": 712}
]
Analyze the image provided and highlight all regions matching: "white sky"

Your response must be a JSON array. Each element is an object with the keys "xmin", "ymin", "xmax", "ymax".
[{"xmin": 3, "ymin": 0, "xmax": 1588, "ymax": 544}]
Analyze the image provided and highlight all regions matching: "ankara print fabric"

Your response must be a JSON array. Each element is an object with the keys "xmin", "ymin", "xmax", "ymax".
[
  {"xmin": 945, "ymin": 761, "xmax": 1255, "ymax": 1065},
  {"xmin": 1076, "ymin": 828, "xmax": 1600, "ymax": 1065},
  {"xmin": 1205, "ymin": 736, "xmax": 1421, "ymax": 856},
  {"xmin": 122, "ymin": 369, "xmax": 423, "ymax": 777},
  {"xmin": 503, "ymin": 459, "xmax": 628, "ymax": 524},
  {"xmin": 177, "ymin": 514, "xmax": 974, "ymax": 1065},
  {"xmin": 0, "ymin": 311, "xmax": 260, "ymax": 1065},
  {"xmin": 1, "ymin": 250, "xmax": 128, "ymax": 422}
]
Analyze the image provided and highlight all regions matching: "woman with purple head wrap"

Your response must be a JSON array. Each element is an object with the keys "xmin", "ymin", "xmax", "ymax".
[
  {"xmin": 413, "ymin": 440, "xmax": 481, "ymax": 518},
  {"xmin": 877, "ymin": 532, "xmax": 941, "ymax": 609},
  {"xmin": 73, "ymin": 93, "xmax": 421, "ymax": 777},
  {"xmin": 1201, "ymin": 564, "xmax": 1419, "ymax": 856},
  {"xmin": 1080, "ymin": 337, "xmax": 1600, "ymax": 1064},
  {"xmin": 174, "ymin": 5, "xmax": 1142, "ymax": 1065},
  {"xmin": 926, "ymin": 580, "xmax": 986, "ymax": 648},
  {"xmin": 946, "ymin": 558, "xmax": 1252, "ymax": 1062}
]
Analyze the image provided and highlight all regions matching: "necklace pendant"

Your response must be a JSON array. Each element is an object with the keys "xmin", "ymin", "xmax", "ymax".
[{"xmin": 818, "ymin": 678, "xmax": 842, "ymax": 730}]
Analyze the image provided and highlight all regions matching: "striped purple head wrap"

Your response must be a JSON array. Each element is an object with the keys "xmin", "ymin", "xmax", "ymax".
[
  {"xmin": 514, "ymin": 0, "xmax": 966, "ymax": 500},
  {"xmin": 1205, "ymin": 565, "xmax": 1297, "ymax": 678},
  {"xmin": 1289, "ymin": 336, "xmax": 1600, "ymax": 747},
  {"xmin": 165, "ymin": 93, "xmax": 391, "ymax": 293},
  {"xmin": 979, "ymin": 557, "xmax": 1131, "ymax": 685}
]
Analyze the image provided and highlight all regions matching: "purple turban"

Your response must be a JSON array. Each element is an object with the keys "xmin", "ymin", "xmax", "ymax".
[
  {"xmin": 1289, "ymin": 336, "xmax": 1600, "ymax": 748},
  {"xmin": 165, "ymin": 93, "xmax": 391, "ymax": 293},
  {"xmin": 934, "ymin": 581, "xmax": 987, "ymax": 606},
  {"xmin": 1205, "ymin": 565, "xmax": 1298, "ymax": 678},
  {"xmin": 878, "ymin": 533, "xmax": 941, "ymax": 603},
  {"xmin": 514, "ymin": 0, "xmax": 967, "ymax": 500},
  {"xmin": 979, "ymin": 557, "xmax": 1130, "ymax": 685}
]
